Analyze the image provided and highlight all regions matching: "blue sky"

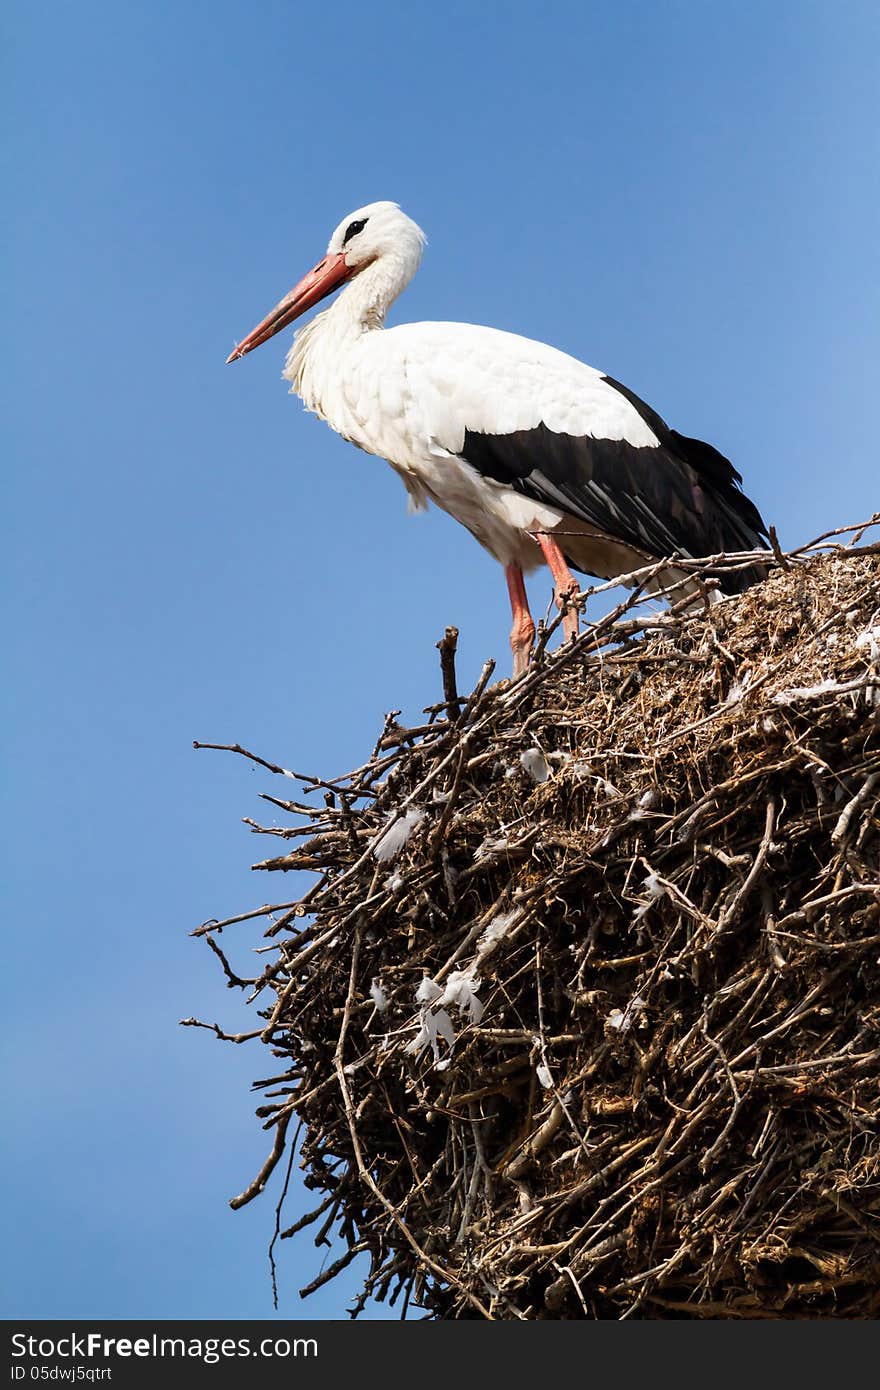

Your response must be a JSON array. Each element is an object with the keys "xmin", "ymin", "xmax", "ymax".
[{"xmin": 3, "ymin": 0, "xmax": 878, "ymax": 1320}]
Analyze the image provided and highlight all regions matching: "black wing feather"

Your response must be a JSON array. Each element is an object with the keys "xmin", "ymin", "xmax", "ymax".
[{"xmin": 461, "ymin": 375, "xmax": 768, "ymax": 593}]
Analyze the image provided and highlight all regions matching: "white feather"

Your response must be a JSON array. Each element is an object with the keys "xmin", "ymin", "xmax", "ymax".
[
  {"xmin": 372, "ymin": 805, "xmax": 424, "ymax": 861},
  {"xmin": 520, "ymin": 747, "xmax": 551, "ymax": 783}
]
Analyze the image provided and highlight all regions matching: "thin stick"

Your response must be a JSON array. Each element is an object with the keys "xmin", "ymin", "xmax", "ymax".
[{"xmin": 437, "ymin": 626, "xmax": 462, "ymax": 722}]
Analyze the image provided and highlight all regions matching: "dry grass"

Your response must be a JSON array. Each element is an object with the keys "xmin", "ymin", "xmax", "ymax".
[{"xmin": 188, "ymin": 519, "xmax": 880, "ymax": 1318}]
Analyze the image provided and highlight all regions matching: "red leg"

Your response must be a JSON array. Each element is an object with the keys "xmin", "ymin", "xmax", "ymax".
[
  {"xmin": 505, "ymin": 563, "xmax": 536, "ymax": 678},
  {"xmin": 536, "ymin": 533, "xmax": 580, "ymax": 640}
]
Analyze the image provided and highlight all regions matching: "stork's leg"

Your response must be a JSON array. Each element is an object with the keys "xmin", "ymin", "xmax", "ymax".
[
  {"xmin": 536, "ymin": 533, "xmax": 580, "ymax": 640},
  {"xmin": 505, "ymin": 563, "xmax": 536, "ymax": 678}
]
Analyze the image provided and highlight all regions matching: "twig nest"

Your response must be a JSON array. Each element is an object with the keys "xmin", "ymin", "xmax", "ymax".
[{"xmin": 194, "ymin": 535, "xmax": 880, "ymax": 1319}]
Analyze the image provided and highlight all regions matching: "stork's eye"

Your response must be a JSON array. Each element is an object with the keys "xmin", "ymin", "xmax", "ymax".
[{"xmin": 343, "ymin": 217, "xmax": 368, "ymax": 246}]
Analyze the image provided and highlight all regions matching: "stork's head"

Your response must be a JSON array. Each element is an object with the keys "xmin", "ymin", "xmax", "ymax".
[
  {"xmin": 326, "ymin": 200, "xmax": 426, "ymax": 271},
  {"xmin": 226, "ymin": 201, "xmax": 426, "ymax": 362}
]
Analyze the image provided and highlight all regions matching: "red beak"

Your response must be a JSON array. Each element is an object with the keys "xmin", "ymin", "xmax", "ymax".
[{"xmin": 226, "ymin": 252, "xmax": 352, "ymax": 363}]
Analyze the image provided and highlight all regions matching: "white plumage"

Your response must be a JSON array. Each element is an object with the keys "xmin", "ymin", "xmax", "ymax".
[{"xmin": 228, "ymin": 201, "xmax": 768, "ymax": 674}]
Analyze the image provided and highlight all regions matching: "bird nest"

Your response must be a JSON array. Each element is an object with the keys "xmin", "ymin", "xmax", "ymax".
[{"xmin": 188, "ymin": 519, "xmax": 880, "ymax": 1319}]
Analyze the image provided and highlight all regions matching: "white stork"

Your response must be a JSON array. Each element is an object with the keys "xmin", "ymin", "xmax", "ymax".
[{"xmin": 227, "ymin": 201, "xmax": 768, "ymax": 675}]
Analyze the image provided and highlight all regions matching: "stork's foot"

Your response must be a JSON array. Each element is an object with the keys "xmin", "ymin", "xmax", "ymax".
[
  {"xmin": 505, "ymin": 563, "xmax": 536, "ymax": 679},
  {"xmin": 555, "ymin": 580, "xmax": 580, "ymax": 641},
  {"xmin": 510, "ymin": 619, "xmax": 536, "ymax": 679},
  {"xmin": 537, "ymin": 533, "xmax": 580, "ymax": 642}
]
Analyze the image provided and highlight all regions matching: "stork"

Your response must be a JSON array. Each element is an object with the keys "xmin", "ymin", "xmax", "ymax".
[{"xmin": 227, "ymin": 201, "xmax": 768, "ymax": 675}]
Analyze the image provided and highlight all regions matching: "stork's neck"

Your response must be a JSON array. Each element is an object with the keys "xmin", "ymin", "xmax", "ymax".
[{"xmin": 283, "ymin": 252, "xmax": 414, "ymax": 407}]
